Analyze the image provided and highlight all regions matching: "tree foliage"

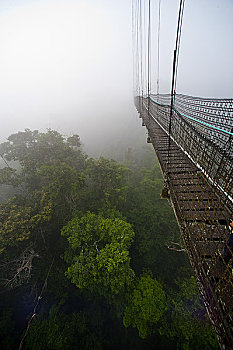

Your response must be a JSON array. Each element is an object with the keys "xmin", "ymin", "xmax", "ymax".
[
  {"xmin": 123, "ymin": 272, "xmax": 167, "ymax": 338},
  {"xmin": 0, "ymin": 192, "xmax": 52, "ymax": 254},
  {"xmin": 159, "ymin": 276, "xmax": 219, "ymax": 349},
  {"xmin": 0, "ymin": 129, "xmax": 86, "ymax": 254},
  {"xmin": 24, "ymin": 305, "xmax": 103, "ymax": 350},
  {"xmin": 0, "ymin": 129, "xmax": 219, "ymax": 349},
  {"xmin": 62, "ymin": 212, "xmax": 135, "ymax": 297},
  {"xmin": 82, "ymin": 157, "xmax": 130, "ymax": 211}
]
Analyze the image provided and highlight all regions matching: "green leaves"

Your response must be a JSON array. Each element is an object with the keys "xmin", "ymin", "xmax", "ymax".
[
  {"xmin": 24, "ymin": 309, "xmax": 91, "ymax": 350},
  {"xmin": 1, "ymin": 129, "xmax": 85, "ymax": 173},
  {"xmin": 0, "ymin": 129, "xmax": 87, "ymax": 254},
  {"xmin": 159, "ymin": 276, "xmax": 219, "ymax": 349},
  {"xmin": 0, "ymin": 167, "xmax": 20, "ymax": 187},
  {"xmin": 84, "ymin": 157, "xmax": 130, "ymax": 210},
  {"xmin": 0, "ymin": 192, "xmax": 52, "ymax": 253},
  {"xmin": 123, "ymin": 272, "xmax": 167, "ymax": 338},
  {"xmin": 0, "ymin": 129, "xmax": 218, "ymax": 349},
  {"xmin": 62, "ymin": 212, "xmax": 134, "ymax": 250},
  {"xmin": 62, "ymin": 212, "xmax": 135, "ymax": 297}
]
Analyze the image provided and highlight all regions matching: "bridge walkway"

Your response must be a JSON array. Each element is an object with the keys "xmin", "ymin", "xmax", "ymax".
[{"xmin": 135, "ymin": 97, "xmax": 233, "ymax": 349}]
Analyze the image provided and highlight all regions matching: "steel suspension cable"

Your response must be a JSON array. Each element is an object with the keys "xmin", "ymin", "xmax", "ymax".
[
  {"xmin": 147, "ymin": 0, "xmax": 151, "ymax": 99},
  {"xmin": 139, "ymin": 0, "xmax": 144, "ymax": 96},
  {"xmin": 136, "ymin": 0, "xmax": 140, "ymax": 96},
  {"xmin": 167, "ymin": 0, "xmax": 185, "ymax": 175},
  {"xmin": 174, "ymin": 0, "xmax": 185, "ymax": 96},
  {"xmin": 157, "ymin": 0, "xmax": 161, "ymax": 95},
  {"xmin": 143, "ymin": 0, "xmax": 147, "ymax": 97},
  {"xmin": 132, "ymin": 0, "xmax": 140, "ymax": 96},
  {"xmin": 147, "ymin": 0, "xmax": 151, "ymax": 132},
  {"xmin": 131, "ymin": 0, "xmax": 136, "ymax": 95}
]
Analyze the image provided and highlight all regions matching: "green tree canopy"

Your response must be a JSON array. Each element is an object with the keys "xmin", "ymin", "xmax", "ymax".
[
  {"xmin": 0, "ymin": 129, "xmax": 85, "ymax": 171},
  {"xmin": 61, "ymin": 212, "xmax": 135, "ymax": 297},
  {"xmin": 159, "ymin": 276, "xmax": 219, "ymax": 349},
  {"xmin": 0, "ymin": 129, "xmax": 86, "ymax": 253},
  {"xmin": 24, "ymin": 305, "xmax": 103, "ymax": 350},
  {"xmin": 123, "ymin": 272, "xmax": 167, "ymax": 338},
  {"xmin": 83, "ymin": 157, "xmax": 130, "ymax": 211}
]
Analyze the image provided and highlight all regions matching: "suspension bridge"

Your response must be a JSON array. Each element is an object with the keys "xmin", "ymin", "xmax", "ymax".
[{"xmin": 132, "ymin": 1, "xmax": 233, "ymax": 349}]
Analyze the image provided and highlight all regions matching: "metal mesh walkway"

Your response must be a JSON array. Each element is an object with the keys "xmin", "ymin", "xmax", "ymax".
[{"xmin": 135, "ymin": 96, "xmax": 233, "ymax": 349}]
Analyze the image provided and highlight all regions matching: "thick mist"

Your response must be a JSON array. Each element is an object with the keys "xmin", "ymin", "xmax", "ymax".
[{"xmin": 0, "ymin": 0, "xmax": 232, "ymax": 155}]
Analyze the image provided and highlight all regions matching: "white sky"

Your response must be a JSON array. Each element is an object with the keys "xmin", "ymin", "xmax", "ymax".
[
  {"xmin": 0, "ymin": 0, "xmax": 135, "ymax": 147},
  {"xmin": 0, "ymin": 0, "xmax": 232, "ymax": 149}
]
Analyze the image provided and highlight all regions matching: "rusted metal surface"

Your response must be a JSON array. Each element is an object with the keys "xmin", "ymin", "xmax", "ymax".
[{"xmin": 135, "ymin": 96, "xmax": 233, "ymax": 350}]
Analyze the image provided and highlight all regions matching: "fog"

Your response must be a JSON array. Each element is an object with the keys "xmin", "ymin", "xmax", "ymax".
[
  {"xmin": 0, "ymin": 0, "xmax": 232, "ymax": 155},
  {"xmin": 152, "ymin": 0, "xmax": 233, "ymax": 97}
]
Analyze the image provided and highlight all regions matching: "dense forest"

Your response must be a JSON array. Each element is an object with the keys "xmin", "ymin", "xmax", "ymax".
[{"xmin": 0, "ymin": 128, "xmax": 219, "ymax": 349}]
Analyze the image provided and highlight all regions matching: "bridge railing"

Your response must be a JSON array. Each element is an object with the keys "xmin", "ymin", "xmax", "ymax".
[
  {"xmin": 138, "ymin": 96, "xmax": 233, "ymax": 211},
  {"xmin": 150, "ymin": 94, "xmax": 233, "ymax": 152}
]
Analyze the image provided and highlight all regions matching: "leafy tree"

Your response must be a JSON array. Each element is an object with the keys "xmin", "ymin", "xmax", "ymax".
[
  {"xmin": 0, "ymin": 129, "xmax": 86, "ymax": 196},
  {"xmin": 24, "ymin": 305, "xmax": 103, "ymax": 350},
  {"xmin": 0, "ymin": 129, "xmax": 87, "ymax": 294},
  {"xmin": 83, "ymin": 157, "xmax": 130, "ymax": 211},
  {"xmin": 159, "ymin": 276, "xmax": 219, "ymax": 349},
  {"xmin": 62, "ymin": 212, "xmax": 135, "ymax": 297},
  {"xmin": 123, "ymin": 271, "xmax": 167, "ymax": 338},
  {"xmin": 0, "ymin": 129, "xmax": 85, "ymax": 171},
  {"xmin": 0, "ymin": 129, "xmax": 219, "ymax": 350},
  {"xmin": 122, "ymin": 159, "xmax": 181, "ymax": 281},
  {"xmin": 37, "ymin": 161, "xmax": 86, "ymax": 224},
  {"xmin": 0, "ymin": 191, "xmax": 52, "ymax": 254},
  {"xmin": 0, "ymin": 128, "xmax": 86, "ymax": 233}
]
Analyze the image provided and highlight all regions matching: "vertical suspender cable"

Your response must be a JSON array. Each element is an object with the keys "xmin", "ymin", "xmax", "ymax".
[
  {"xmin": 147, "ymin": 0, "xmax": 151, "ymax": 128},
  {"xmin": 157, "ymin": 0, "xmax": 161, "ymax": 95},
  {"xmin": 137, "ymin": 0, "xmax": 142, "ymax": 97},
  {"xmin": 132, "ymin": 0, "xmax": 140, "ymax": 97},
  {"xmin": 147, "ymin": 0, "xmax": 151, "ymax": 99},
  {"xmin": 132, "ymin": 0, "xmax": 145, "ymax": 101},
  {"xmin": 136, "ymin": 0, "xmax": 139, "ymax": 96},
  {"xmin": 139, "ymin": 0, "xmax": 143, "ymax": 97},
  {"xmin": 167, "ymin": 0, "xmax": 185, "ymax": 175},
  {"xmin": 138, "ymin": 0, "xmax": 142, "ymax": 97},
  {"xmin": 174, "ymin": 0, "xmax": 185, "ymax": 98},
  {"xmin": 132, "ymin": 0, "xmax": 135, "ymax": 96},
  {"xmin": 143, "ymin": 0, "xmax": 147, "ymax": 99}
]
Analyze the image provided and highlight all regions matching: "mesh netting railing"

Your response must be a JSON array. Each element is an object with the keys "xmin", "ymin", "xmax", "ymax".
[
  {"xmin": 142, "ymin": 96, "xmax": 233, "ymax": 210},
  {"xmin": 150, "ymin": 94, "xmax": 233, "ymax": 152}
]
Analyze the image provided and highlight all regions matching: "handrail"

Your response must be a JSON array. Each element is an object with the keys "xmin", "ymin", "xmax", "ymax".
[{"xmin": 149, "ymin": 96, "xmax": 233, "ymax": 137}]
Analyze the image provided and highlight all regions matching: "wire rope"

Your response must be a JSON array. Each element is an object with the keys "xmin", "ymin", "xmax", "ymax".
[
  {"xmin": 139, "ymin": 0, "xmax": 144, "ymax": 96},
  {"xmin": 174, "ymin": 0, "xmax": 185, "ymax": 96},
  {"xmin": 167, "ymin": 0, "xmax": 185, "ymax": 176},
  {"xmin": 157, "ymin": 0, "xmax": 161, "ymax": 95},
  {"xmin": 143, "ymin": 0, "xmax": 146, "ymax": 97},
  {"xmin": 135, "ymin": 0, "xmax": 138, "ymax": 95},
  {"xmin": 147, "ymin": 0, "xmax": 151, "ymax": 98}
]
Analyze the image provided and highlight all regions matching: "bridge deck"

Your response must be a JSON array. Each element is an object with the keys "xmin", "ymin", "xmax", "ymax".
[{"xmin": 135, "ymin": 97, "xmax": 233, "ymax": 349}]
